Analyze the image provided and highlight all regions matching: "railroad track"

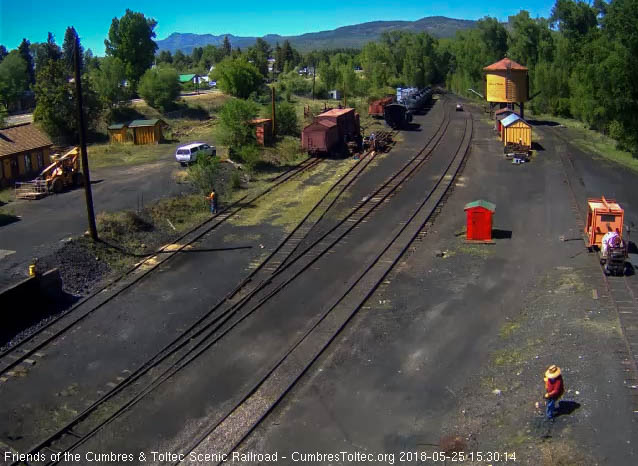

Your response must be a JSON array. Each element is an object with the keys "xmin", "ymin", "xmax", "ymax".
[
  {"xmin": 182, "ymin": 109, "xmax": 474, "ymax": 465},
  {"xmin": 553, "ymin": 129, "xmax": 638, "ymax": 413},
  {"xmin": 9, "ymin": 104, "xmax": 451, "ymax": 465},
  {"xmin": 0, "ymin": 156, "xmax": 321, "ymax": 380}
]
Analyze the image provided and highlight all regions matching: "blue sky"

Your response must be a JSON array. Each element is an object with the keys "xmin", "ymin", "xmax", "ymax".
[{"xmin": 0, "ymin": 0, "xmax": 556, "ymax": 55}]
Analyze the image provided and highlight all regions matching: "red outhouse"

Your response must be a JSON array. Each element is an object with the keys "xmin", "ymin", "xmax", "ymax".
[{"xmin": 464, "ymin": 200, "xmax": 496, "ymax": 241}]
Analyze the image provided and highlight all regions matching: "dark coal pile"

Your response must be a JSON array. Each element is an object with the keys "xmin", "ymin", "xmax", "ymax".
[{"xmin": 36, "ymin": 239, "xmax": 111, "ymax": 296}]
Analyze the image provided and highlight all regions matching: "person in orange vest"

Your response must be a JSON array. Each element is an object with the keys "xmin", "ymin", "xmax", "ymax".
[
  {"xmin": 543, "ymin": 365, "xmax": 564, "ymax": 420},
  {"xmin": 206, "ymin": 189, "xmax": 217, "ymax": 214}
]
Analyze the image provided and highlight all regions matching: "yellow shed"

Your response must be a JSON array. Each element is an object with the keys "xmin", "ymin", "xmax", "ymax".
[
  {"xmin": 129, "ymin": 119, "xmax": 167, "ymax": 145},
  {"xmin": 107, "ymin": 123, "xmax": 131, "ymax": 143},
  {"xmin": 501, "ymin": 113, "xmax": 532, "ymax": 148}
]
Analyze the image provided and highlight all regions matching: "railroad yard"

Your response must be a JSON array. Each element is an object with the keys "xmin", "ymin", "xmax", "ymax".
[{"xmin": 0, "ymin": 92, "xmax": 636, "ymax": 466}]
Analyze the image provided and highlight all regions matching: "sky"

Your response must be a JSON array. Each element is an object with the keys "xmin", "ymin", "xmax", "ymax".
[{"xmin": 0, "ymin": 0, "xmax": 557, "ymax": 55}]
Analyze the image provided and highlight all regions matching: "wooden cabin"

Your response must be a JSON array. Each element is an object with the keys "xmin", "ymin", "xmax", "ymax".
[
  {"xmin": 0, "ymin": 123, "xmax": 53, "ymax": 186},
  {"xmin": 107, "ymin": 123, "xmax": 131, "ymax": 143},
  {"xmin": 129, "ymin": 119, "xmax": 166, "ymax": 145}
]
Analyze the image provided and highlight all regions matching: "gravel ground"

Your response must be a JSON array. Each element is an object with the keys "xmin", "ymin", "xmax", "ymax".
[{"xmin": 441, "ymin": 261, "xmax": 636, "ymax": 465}]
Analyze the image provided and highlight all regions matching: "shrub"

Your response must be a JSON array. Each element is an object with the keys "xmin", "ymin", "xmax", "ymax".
[
  {"xmin": 266, "ymin": 100, "xmax": 299, "ymax": 137},
  {"xmin": 215, "ymin": 98, "xmax": 260, "ymax": 150},
  {"xmin": 230, "ymin": 171, "xmax": 242, "ymax": 190},
  {"xmin": 187, "ymin": 156, "xmax": 220, "ymax": 194},
  {"xmin": 236, "ymin": 144, "xmax": 261, "ymax": 172},
  {"xmin": 138, "ymin": 67, "xmax": 180, "ymax": 111}
]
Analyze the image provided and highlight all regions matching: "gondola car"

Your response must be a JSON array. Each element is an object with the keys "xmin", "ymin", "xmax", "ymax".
[{"xmin": 384, "ymin": 103, "xmax": 412, "ymax": 128}]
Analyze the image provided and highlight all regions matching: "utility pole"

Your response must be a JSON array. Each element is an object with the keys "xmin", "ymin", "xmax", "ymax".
[
  {"xmin": 312, "ymin": 60, "xmax": 316, "ymax": 100},
  {"xmin": 271, "ymin": 86, "xmax": 276, "ymax": 141},
  {"xmin": 74, "ymin": 37, "xmax": 98, "ymax": 241}
]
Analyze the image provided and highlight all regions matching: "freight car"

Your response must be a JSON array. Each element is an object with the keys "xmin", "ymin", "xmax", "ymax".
[
  {"xmin": 301, "ymin": 120, "xmax": 340, "ymax": 155},
  {"xmin": 384, "ymin": 103, "xmax": 412, "ymax": 129},
  {"xmin": 368, "ymin": 96, "xmax": 394, "ymax": 117}
]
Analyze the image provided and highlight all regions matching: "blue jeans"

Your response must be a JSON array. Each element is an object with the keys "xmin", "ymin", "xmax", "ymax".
[
  {"xmin": 210, "ymin": 203, "xmax": 217, "ymax": 214},
  {"xmin": 546, "ymin": 398, "xmax": 558, "ymax": 419}
]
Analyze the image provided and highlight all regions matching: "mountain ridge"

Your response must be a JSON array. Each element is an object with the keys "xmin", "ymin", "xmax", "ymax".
[{"xmin": 156, "ymin": 16, "xmax": 477, "ymax": 54}]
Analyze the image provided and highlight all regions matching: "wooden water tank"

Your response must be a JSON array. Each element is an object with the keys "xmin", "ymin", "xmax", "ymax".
[{"xmin": 484, "ymin": 58, "xmax": 528, "ymax": 103}]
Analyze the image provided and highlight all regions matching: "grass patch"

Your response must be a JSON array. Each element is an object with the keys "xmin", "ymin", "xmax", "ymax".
[
  {"xmin": 147, "ymin": 194, "xmax": 210, "ymax": 232},
  {"xmin": 530, "ymin": 112, "xmax": 638, "ymax": 173},
  {"xmin": 228, "ymin": 158, "xmax": 355, "ymax": 231},
  {"xmin": 499, "ymin": 321, "xmax": 521, "ymax": 339},
  {"xmin": 455, "ymin": 242, "xmax": 495, "ymax": 258}
]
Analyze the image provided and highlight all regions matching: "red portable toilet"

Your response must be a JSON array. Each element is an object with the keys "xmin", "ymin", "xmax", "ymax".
[{"xmin": 464, "ymin": 200, "xmax": 496, "ymax": 241}]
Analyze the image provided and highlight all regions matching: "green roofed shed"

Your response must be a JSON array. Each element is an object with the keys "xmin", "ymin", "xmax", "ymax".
[
  {"xmin": 179, "ymin": 73, "xmax": 198, "ymax": 83},
  {"xmin": 107, "ymin": 122, "xmax": 130, "ymax": 143},
  {"xmin": 464, "ymin": 200, "xmax": 496, "ymax": 212},
  {"xmin": 128, "ymin": 119, "xmax": 167, "ymax": 145}
]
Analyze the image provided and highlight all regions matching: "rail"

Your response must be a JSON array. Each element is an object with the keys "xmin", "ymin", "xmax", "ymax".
[
  {"xmin": 0, "ymin": 157, "xmax": 321, "ymax": 377},
  {"xmin": 17, "ymin": 101, "xmax": 453, "ymax": 464}
]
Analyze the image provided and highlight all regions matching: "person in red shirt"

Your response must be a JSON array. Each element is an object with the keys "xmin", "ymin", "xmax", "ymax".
[{"xmin": 544, "ymin": 365, "xmax": 564, "ymax": 420}]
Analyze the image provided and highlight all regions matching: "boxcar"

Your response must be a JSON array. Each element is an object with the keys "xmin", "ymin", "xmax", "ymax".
[
  {"xmin": 368, "ymin": 97, "xmax": 394, "ymax": 117},
  {"xmin": 317, "ymin": 108, "xmax": 360, "ymax": 141},
  {"xmin": 302, "ymin": 120, "xmax": 340, "ymax": 154}
]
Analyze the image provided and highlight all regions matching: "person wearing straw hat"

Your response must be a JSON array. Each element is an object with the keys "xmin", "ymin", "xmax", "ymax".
[{"xmin": 543, "ymin": 365, "xmax": 564, "ymax": 420}]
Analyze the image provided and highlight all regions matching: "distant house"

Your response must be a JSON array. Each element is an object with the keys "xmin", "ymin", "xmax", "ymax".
[
  {"xmin": 328, "ymin": 90, "xmax": 342, "ymax": 100},
  {"xmin": 179, "ymin": 74, "xmax": 201, "ymax": 85},
  {"xmin": 129, "ymin": 119, "xmax": 167, "ymax": 145},
  {"xmin": 0, "ymin": 123, "xmax": 54, "ymax": 186}
]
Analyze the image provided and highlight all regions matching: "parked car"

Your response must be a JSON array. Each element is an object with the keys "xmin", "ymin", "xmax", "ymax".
[
  {"xmin": 456, "ymin": 103, "xmax": 463, "ymax": 111},
  {"xmin": 175, "ymin": 142, "xmax": 216, "ymax": 166}
]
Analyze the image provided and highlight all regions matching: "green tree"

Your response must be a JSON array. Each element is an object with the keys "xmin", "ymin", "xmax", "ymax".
[
  {"xmin": 105, "ymin": 9, "xmax": 158, "ymax": 88},
  {"xmin": 215, "ymin": 98, "xmax": 259, "ymax": 149},
  {"xmin": 158, "ymin": 50, "xmax": 173, "ymax": 64},
  {"xmin": 211, "ymin": 57, "xmax": 263, "ymax": 98},
  {"xmin": 0, "ymin": 45, "xmax": 8, "ymax": 63},
  {"xmin": 90, "ymin": 56, "xmax": 129, "ymax": 108},
  {"xmin": 34, "ymin": 58, "xmax": 102, "ymax": 141},
  {"xmin": 222, "ymin": 36, "xmax": 232, "ymax": 57},
  {"xmin": 84, "ymin": 49, "xmax": 100, "ymax": 72},
  {"xmin": 0, "ymin": 52, "xmax": 29, "ymax": 108},
  {"xmin": 246, "ymin": 38, "xmax": 271, "ymax": 76},
  {"xmin": 18, "ymin": 38, "xmax": 35, "ymax": 85},
  {"xmin": 138, "ymin": 67, "xmax": 180, "ymax": 111},
  {"xmin": 62, "ymin": 27, "xmax": 81, "ymax": 73},
  {"xmin": 266, "ymin": 100, "xmax": 299, "ymax": 136}
]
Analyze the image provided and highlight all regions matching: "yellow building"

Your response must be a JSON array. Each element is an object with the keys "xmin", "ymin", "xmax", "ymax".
[
  {"xmin": 107, "ymin": 122, "xmax": 131, "ymax": 143},
  {"xmin": 129, "ymin": 119, "xmax": 167, "ymax": 145},
  {"xmin": 501, "ymin": 113, "xmax": 532, "ymax": 148},
  {"xmin": 0, "ymin": 123, "xmax": 53, "ymax": 186}
]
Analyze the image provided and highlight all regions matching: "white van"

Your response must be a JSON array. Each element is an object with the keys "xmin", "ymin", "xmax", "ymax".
[{"xmin": 175, "ymin": 142, "xmax": 216, "ymax": 166}]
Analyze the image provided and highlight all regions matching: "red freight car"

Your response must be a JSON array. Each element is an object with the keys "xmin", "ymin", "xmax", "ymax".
[
  {"xmin": 301, "ymin": 120, "xmax": 340, "ymax": 154},
  {"xmin": 316, "ymin": 108, "xmax": 360, "ymax": 141},
  {"xmin": 368, "ymin": 96, "xmax": 394, "ymax": 117}
]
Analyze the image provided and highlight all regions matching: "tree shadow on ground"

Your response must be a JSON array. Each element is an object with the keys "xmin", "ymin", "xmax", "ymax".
[
  {"xmin": 492, "ymin": 229, "xmax": 512, "ymax": 239},
  {"xmin": 532, "ymin": 142, "xmax": 545, "ymax": 151},
  {"xmin": 0, "ymin": 212, "xmax": 20, "ymax": 227},
  {"xmin": 111, "ymin": 106, "xmax": 146, "ymax": 123},
  {"xmin": 528, "ymin": 119, "xmax": 560, "ymax": 127}
]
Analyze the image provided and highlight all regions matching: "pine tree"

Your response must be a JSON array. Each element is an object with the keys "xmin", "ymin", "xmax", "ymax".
[
  {"xmin": 18, "ymin": 38, "xmax": 35, "ymax": 85},
  {"xmin": 222, "ymin": 36, "xmax": 231, "ymax": 57},
  {"xmin": 62, "ymin": 27, "xmax": 81, "ymax": 73}
]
